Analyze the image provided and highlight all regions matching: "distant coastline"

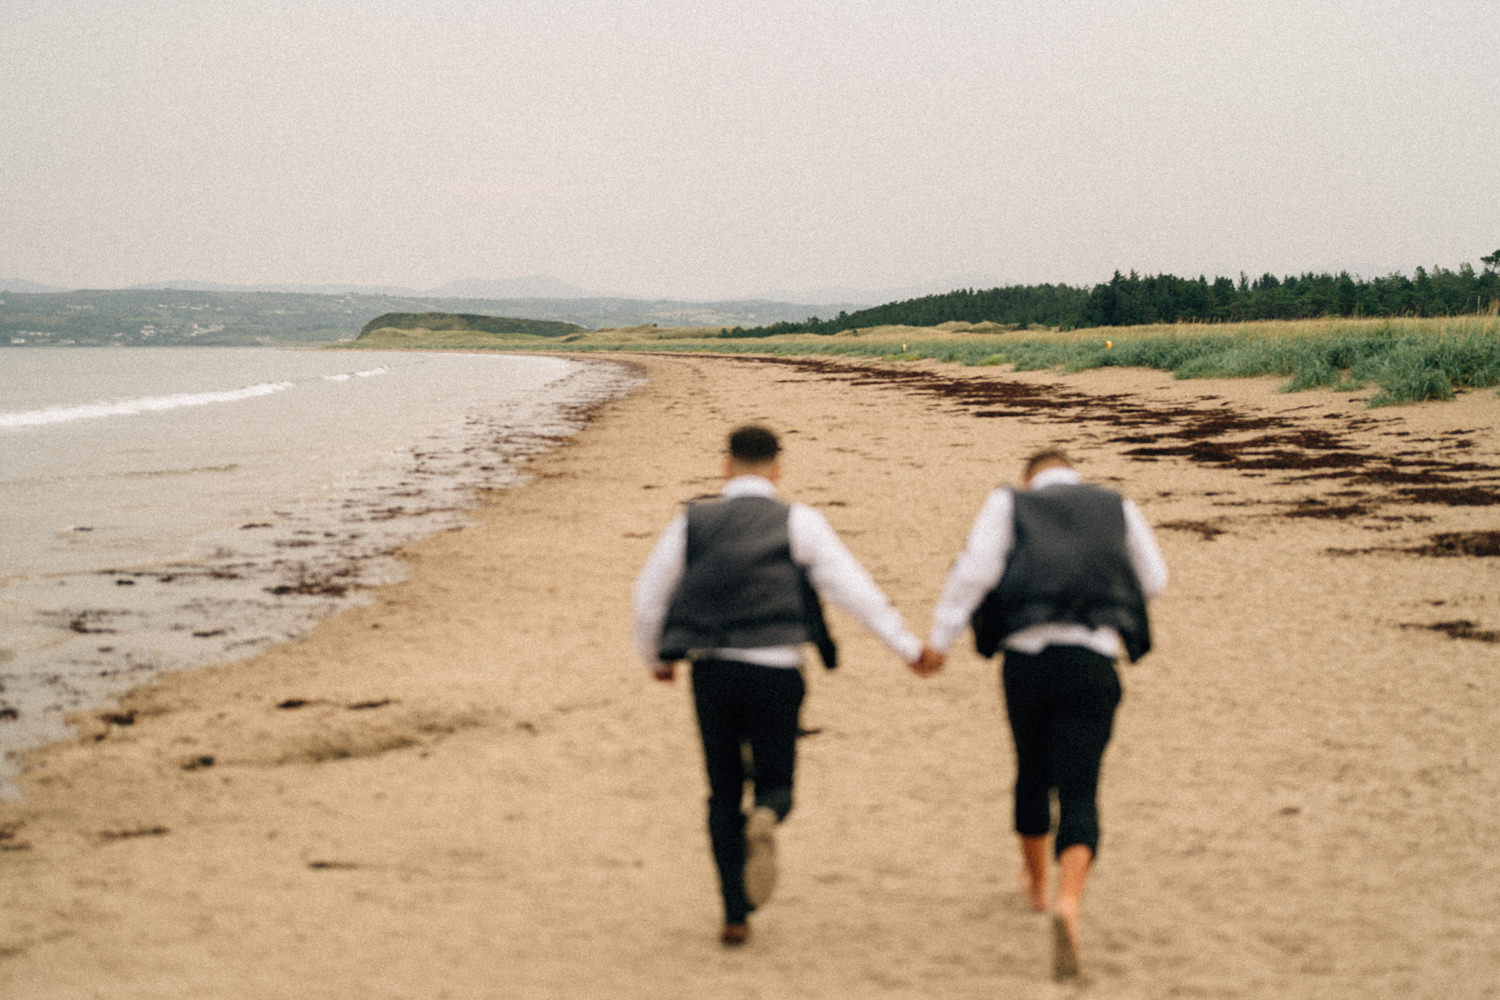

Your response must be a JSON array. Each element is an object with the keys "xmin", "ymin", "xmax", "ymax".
[
  {"xmin": 5, "ymin": 256, "xmax": 1495, "ymax": 348},
  {"xmin": 0, "ymin": 288, "xmax": 862, "ymax": 348}
]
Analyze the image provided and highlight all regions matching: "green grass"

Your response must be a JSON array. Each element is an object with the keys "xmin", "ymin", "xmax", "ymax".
[
  {"xmin": 331, "ymin": 327, "xmax": 553, "ymax": 350},
  {"xmin": 346, "ymin": 315, "xmax": 1500, "ymax": 408}
]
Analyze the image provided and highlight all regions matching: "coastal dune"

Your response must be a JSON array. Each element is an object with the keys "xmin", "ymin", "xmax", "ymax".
[{"xmin": 2, "ymin": 353, "xmax": 1497, "ymax": 998}]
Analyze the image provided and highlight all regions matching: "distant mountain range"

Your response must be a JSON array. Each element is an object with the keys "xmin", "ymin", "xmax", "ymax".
[
  {"xmin": 106, "ymin": 275, "xmax": 608, "ymax": 300},
  {"xmin": 0, "ymin": 277, "xmax": 70, "ymax": 294},
  {"xmin": 0, "ymin": 272, "xmax": 1009, "ymax": 307},
  {"xmin": 0, "ymin": 275, "xmax": 605, "ymax": 299}
]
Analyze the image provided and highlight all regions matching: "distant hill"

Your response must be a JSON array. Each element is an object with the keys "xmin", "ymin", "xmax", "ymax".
[
  {"xmin": 358, "ymin": 312, "xmax": 586, "ymax": 339},
  {"xmin": 0, "ymin": 278, "xmax": 69, "ymax": 294},
  {"xmin": 124, "ymin": 277, "xmax": 605, "ymax": 299},
  {"xmin": 127, "ymin": 280, "xmax": 421, "ymax": 296}
]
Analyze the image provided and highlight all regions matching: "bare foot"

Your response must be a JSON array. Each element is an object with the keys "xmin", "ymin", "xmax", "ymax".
[{"xmin": 1052, "ymin": 901, "xmax": 1081, "ymax": 980}]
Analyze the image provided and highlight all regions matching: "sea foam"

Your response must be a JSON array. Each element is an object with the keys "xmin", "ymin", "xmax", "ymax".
[{"xmin": 0, "ymin": 381, "xmax": 296, "ymax": 429}]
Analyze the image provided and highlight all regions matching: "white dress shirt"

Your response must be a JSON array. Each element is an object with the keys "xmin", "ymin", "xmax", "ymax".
[
  {"xmin": 633, "ymin": 475, "xmax": 924, "ymax": 669},
  {"xmin": 927, "ymin": 466, "xmax": 1168, "ymax": 659}
]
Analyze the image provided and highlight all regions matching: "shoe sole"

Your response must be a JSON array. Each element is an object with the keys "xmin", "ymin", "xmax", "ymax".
[{"xmin": 744, "ymin": 807, "xmax": 778, "ymax": 908}]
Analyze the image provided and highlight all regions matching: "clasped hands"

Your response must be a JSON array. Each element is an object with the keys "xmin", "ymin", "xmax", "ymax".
[{"xmin": 909, "ymin": 643, "xmax": 944, "ymax": 677}]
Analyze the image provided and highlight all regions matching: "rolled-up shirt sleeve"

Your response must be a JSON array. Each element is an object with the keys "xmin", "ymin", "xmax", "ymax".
[
  {"xmin": 631, "ymin": 513, "xmax": 686, "ymax": 666},
  {"xmin": 1123, "ymin": 498, "xmax": 1168, "ymax": 600},
  {"xmin": 789, "ymin": 504, "xmax": 924, "ymax": 664},
  {"xmin": 927, "ymin": 488, "xmax": 1013, "ymax": 653}
]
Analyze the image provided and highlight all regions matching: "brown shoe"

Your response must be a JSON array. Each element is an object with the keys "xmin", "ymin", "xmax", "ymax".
[{"xmin": 720, "ymin": 923, "xmax": 750, "ymax": 946}]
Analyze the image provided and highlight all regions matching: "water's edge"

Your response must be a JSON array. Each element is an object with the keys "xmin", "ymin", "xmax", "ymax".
[{"xmin": 0, "ymin": 354, "xmax": 646, "ymax": 798}]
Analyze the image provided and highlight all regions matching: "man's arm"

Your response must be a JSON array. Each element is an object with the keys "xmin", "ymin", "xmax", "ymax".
[
  {"xmin": 927, "ymin": 489, "xmax": 1013, "ymax": 653},
  {"xmin": 788, "ymin": 504, "xmax": 926, "ymax": 667},
  {"xmin": 632, "ymin": 513, "xmax": 687, "ymax": 676},
  {"xmin": 1122, "ymin": 498, "xmax": 1168, "ymax": 600}
]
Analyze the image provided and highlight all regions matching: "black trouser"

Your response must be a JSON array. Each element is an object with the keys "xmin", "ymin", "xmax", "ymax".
[
  {"xmin": 690, "ymin": 658, "xmax": 806, "ymax": 924},
  {"xmin": 1001, "ymin": 645, "xmax": 1122, "ymax": 857}
]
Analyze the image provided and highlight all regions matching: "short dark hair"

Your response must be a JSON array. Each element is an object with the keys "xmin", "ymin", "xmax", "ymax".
[
  {"xmin": 728, "ymin": 425, "xmax": 780, "ymax": 463},
  {"xmin": 1023, "ymin": 447, "xmax": 1072, "ymax": 480}
]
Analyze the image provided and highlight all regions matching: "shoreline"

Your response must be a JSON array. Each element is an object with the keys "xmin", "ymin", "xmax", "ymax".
[
  {"xmin": 2, "ymin": 353, "xmax": 1497, "ymax": 998},
  {"xmin": 0, "ymin": 353, "xmax": 644, "ymax": 796}
]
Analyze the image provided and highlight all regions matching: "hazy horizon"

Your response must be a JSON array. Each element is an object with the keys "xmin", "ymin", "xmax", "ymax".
[
  {"xmin": 0, "ymin": 271, "xmax": 1012, "ymax": 305},
  {"xmin": 4, "ymin": 2, "xmax": 1496, "ymax": 301}
]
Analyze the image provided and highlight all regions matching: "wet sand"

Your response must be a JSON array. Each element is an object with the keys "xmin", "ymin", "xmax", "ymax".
[{"xmin": 2, "ymin": 353, "xmax": 1497, "ymax": 998}]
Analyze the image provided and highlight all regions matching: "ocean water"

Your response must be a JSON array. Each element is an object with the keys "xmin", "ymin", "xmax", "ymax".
[{"xmin": 0, "ymin": 347, "xmax": 641, "ymax": 793}]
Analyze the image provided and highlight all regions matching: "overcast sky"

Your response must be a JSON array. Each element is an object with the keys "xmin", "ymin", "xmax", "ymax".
[{"xmin": 3, "ymin": 1, "xmax": 1496, "ymax": 301}]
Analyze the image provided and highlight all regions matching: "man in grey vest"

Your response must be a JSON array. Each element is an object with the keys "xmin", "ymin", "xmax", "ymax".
[
  {"xmin": 927, "ymin": 447, "xmax": 1167, "ymax": 980},
  {"xmin": 634, "ymin": 425, "xmax": 939, "ymax": 946}
]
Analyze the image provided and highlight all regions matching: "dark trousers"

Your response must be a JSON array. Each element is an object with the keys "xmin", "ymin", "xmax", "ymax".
[
  {"xmin": 1001, "ymin": 645, "xmax": 1122, "ymax": 857},
  {"xmin": 690, "ymin": 658, "xmax": 806, "ymax": 924}
]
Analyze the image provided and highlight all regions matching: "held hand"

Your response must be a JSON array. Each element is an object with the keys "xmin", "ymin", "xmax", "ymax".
[
  {"xmin": 653, "ymin": 661, "xmax": 678, "ymax": 683},
  {"xmin": 923, "ymin": 645, "xmax": 946, "ymax": 675},
  {"xmin": 908, "ymin": 644, "xmax": 944, "ymax": 677}
]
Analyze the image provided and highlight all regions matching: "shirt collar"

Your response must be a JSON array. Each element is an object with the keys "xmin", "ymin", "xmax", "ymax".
[
  {"xmin": 1027, "ymin": 466, "xmax": 1084, "ymax": 490},
  {"xmin": 723, "ymin": 474, "xmax": 779, "ymax": 499}
]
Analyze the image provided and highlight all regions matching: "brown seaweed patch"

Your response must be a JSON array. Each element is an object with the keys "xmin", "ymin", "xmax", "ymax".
[
  {"xmin": 276, "ymin": 698, "xmax": 395, "ymax": 711},
  {"xmin": 99, "ymin": 826, "xmax": 169, "ymax": 841},
  {"xmin": 700, "ymin": 355, "xmax": 1500, "ymax": 524},
  {"xmin": 1414, "ymin": 532, "xmax": 1500, "ymax": 557},
  {"xmin": 68, "ymin": 614, "xmax": 117, "ymax": 635},
  {"xmin": 0, "ymin": 823, "xmax": 29, "ymax": 852},
  {"xmin": 266, "ymin": 566, "xmax": 356, "ymax": 597},
  {"xmin": 1327, "ymin": 531, "xmax": 1500, "ymax": 558},
  {"xmin": 275, "ymin": 731, "xmax": 420, "ymax": 765},
  {"xmin": 1401, "ymin": 620, "xmax": 1500, "ymax": 643},
  {"xmin": 232, "ymin": 706, "xmax": 491, "ymax": 768},
  {"xmin": 1159, "ymin": 519, "xmax": 1229, "ymax": 540},
  {"xmin": 1282, "ymin": 499, "xmax": 1374, "ymax": 520},
  {"xmin": 1397, "ymin": 486, "xmax": 1500, "ymax": 506},
  {"xmin": 1347, "ymin": 469, "xmax": 1455, "ymax": 485}
]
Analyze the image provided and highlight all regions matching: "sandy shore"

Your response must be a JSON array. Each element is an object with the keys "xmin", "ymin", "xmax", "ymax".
[{"xmin": 2, "ymin": 353, "xmax": 1497, "ymax": 998}]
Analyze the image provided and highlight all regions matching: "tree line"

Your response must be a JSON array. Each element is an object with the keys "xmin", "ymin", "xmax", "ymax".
[{"xmin": 729, "ymin": 255, "xmax": 1500, "ymax": 336}]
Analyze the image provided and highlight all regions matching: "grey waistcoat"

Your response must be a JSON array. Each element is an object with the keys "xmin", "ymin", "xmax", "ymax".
[
  {"xmin": 971, "ymin": 483, "xmax": 1151, "ymax": 662},
  {"xmin": 659, "ymin": 495, "xmax": 835, "ymax": 667}
]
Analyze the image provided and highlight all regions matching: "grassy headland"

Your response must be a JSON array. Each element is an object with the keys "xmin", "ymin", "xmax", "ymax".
[
  {"xmin": 350, "ymin": 313, "xmax": 1500, "ymax": 408},
  {"xmin": 353, "ymin": 312, "xmax": 587, "ymax": 346}
]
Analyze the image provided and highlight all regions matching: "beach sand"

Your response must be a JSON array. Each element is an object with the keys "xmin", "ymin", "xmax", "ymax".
[{"xmin": 2, "ymin": 353, "xmax": 1497, "ymax": 998}]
